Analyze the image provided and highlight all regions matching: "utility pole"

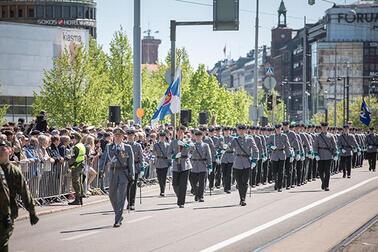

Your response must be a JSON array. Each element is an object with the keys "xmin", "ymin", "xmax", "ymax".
[
  {"xmin": 302, "ymin": 16, "xmax": 307, "ymax": 124},
  {"xmin": 333, "ymin": 47, "xmax": 337, "ymax": 127},
  {"xmin": 346, "ymin": 63, "xmax": 350, "ymax": 122},
  {"xmin": 133, "ymin": 0, "xmax": 142, "ymax": 125},
  {"xmin": 253, "ymin": 0, "xmax": 259, "ymax": 126}
]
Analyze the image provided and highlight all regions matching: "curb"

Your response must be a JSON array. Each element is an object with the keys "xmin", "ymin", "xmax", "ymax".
[{"xmin": 16, "ymin": 197, "xmax": 109, "ymax": 222}]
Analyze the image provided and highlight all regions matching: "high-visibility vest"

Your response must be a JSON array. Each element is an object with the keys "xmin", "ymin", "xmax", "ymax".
[{"xmin": 75, "ymin": 143, "xmax": 86, "ymax": 164}]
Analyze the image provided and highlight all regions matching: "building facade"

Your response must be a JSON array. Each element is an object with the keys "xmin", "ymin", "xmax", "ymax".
[
  {"xmin": 0, "ymin": 22, "xmax": 89, "ymax": 122},
  {"xmin": 0, "ymin": 0, "xmax": 96, "ymax": 37}
]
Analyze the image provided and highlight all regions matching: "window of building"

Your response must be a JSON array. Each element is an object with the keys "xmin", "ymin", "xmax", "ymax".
[
  {"xmin": 46, "ymin": 5, "xmax": 53, "ymax": 18},
  {"xmin": 77, "ymin": 6, "xmax": 83, "ymax": 18},
  {"xmin": 70, "ymin": 6, "xmax": 76, "ymax": 18},
  {"xmin": 54, "ymin": 6, "xmax": 62, "ymax": 18},
  {"xmin": 9, "ymin": 5, "xmax": 16, "ymax": 18},
  {"xmin": 0, "ymin": 6, "xmax": 7, "ymax": 18},
  {"xmin": 84, "ymin": 7, "xmax": 89, "ymax": 19},
  {"xmin": 17, "ymin": 6, "xmax": 24, "ymax": 18},
  {"xmin": 63, "ymin": 6, "xmax": 70, "ymax": 18},
  {"xmin": 36, "ymin": 5, "xmax": 44, "ymax": 18},
  {"xmin": 89, "ymin": 8, "xmax": 93, "ymax": 19},
  {"xmin": 28, "ymin": 6, "xmax": 34, "ymax": 18},
  {"xmin": 370, "ymin": 64, "xmax": 375, "ymax": 71}
]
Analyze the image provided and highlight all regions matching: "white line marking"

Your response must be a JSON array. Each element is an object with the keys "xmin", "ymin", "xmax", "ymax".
[
  {"xmin": 61, "ymin": 230, "xmax": 101, "ymax": 241},
  {"xmin": 126, "ymin": 216, "xmax": 152, "ymax": 224},
  {"xmin": 200, "ymin": 176, "xmax": 378, "ymax": 252}
]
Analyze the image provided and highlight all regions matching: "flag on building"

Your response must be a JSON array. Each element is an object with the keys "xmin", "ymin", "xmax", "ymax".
[
  {"xmin": 359, "ymin": 99, "xmax": 371, "ymax": 126},
  {"xmin": 151, "ymin": 68, "xmax": 181, "ymax": 127}
]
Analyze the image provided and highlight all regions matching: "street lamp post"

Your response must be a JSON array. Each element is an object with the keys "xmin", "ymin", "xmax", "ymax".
[
  {"xmin": 346, "ymin": 63, "xmax": 350, "ymax": 122},
  {"xmin": 253, "ymin": 0, "xmax": 259, "ymax": 126}
]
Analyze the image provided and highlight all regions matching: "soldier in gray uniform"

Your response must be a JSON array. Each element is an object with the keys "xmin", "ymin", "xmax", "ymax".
[
  {"xmin": 231, "ymin": 124, "xmax": 259, "ymax": 206},
  {"xmin": 282, "ymin": 122, "xmax": 299, "ymax": 189},
  {"xmin": 152, "ymin": 131, "xmax": 170, "ymax": 196},
  {"xmin": 202, "ymin": 127, "xmax": 216, "ymax": 190},
  {"xmin": 365, "ymin": 127, "xmax": 378, "ymax": 172},
  {"xmin": 298, "ymin": 124, "xmax": 312, "ymax": 184},
  {"xmin": 221, "ymin": 127, "xmax": 234, "ymax": 193},
  {"xmin": 338, "ymin": 124, "xmax": 358, "ymax": 178},
  {"xmin": 266, "ymin": 124, "xmax": 291, "ymax": 192},
  {"xmin": 313, "ymin": 122, "xmax": 337, "ymax": 191},
  {"xmin": 190, "ymin": 130, "xmax": 212, "ymax": 202},
  {"xmin": 126, "ymin": 128, "xmax": 144, "ymax": 210},
  {"xmin": 99, "ymin": 128, "xmax": 134, "ymax": 227},
  {"xmin": 293, "ymin": 124, "xmax": 305, "ymax": 186},
  {"xmin": 168, "ymin": 126, "xmax": 192, "ymax": 208},
  {"xmin": 250, "ymin": 126, "xmax": 263, "ymax": 187}
]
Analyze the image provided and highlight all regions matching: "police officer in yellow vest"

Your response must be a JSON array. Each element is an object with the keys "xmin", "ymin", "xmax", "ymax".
[
  {"xmin": 0, "ymin": 140, "xmax": 39, "ymax": 252},
  {"xmin": 68, "ymin": 132, "xmax": 87, "ymax": 205}
]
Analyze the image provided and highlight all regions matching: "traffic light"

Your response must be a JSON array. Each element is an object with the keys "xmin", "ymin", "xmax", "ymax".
[
  {"xmin": 276, "ymin": 95, "xmax": 282, "ymax": 105},
  {"xmin": 267, "ymin": 95, "xmax": 273, "ymax": 111},
  {"xmin": 308, "ymin": 0, "xmax": 315, "ymax": 5}
]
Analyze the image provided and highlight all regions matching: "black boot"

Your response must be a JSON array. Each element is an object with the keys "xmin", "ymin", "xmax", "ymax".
[{"xmin": 68, "ymin": 197, "xmax": 81, "ymax": 205}]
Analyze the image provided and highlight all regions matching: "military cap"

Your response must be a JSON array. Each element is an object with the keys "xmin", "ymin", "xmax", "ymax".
[
  {"xmin": 320, "ymin": 122, "xmax": 329, "ymax": 127},
  {"xmin": 0, "ymin": 140, "xmax": 10, "ymax": 147},
  {"xmin": 369, "ymin": 127, "xmax": 375, "ymax": 131},
  {"xmin": 113, "ymin": 128, "xmax": 126, "ymax": 135},
  {"xmin": 223, "ymin": 126, "xmax": 230, "ymax": 131},
  {"xmin": 126, "ymin": 128, "xmax": 136, "ymax": 135},
  {"xmin": 159, "ymin": 131, "xmax": 167, "ymax": 137},
  {"xmin": 177, "ymin": 125, "xmax": 187, "ymax": 131},
  {"xmin": 194, "ymin": 130, "xmax": 203, "ymax": 136},
  {"xmin": 282, "ymin": 121, "xmax": 290, "ymax": 126},
  {"xmin": 215, "ymin": 126, "xmax": 222, "ymax": 131},
  {"xmin": 343, "ymin": 124, "xmax": 349, "ymax": 129},
  {"xmin": 275, "ymin": 124, "xmax": 282, "ymax": 129},
  {"xmin": 237, "ymin": 124, "xmax": 247, "ymax": 130},
  {"xmin": 208, "ymin": 127, "xmax": 215, "ymax": 132}
]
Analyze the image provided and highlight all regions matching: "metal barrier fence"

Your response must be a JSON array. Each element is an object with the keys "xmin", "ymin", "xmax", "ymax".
[{"xmin": 18, "ymin": 155, "xmax": 162, "ymax": 206}]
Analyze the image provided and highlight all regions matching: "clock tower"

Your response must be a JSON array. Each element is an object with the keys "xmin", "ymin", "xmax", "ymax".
[{"xmin": 271, "ymin": 0, "xmax": 292, "ymax": 57}]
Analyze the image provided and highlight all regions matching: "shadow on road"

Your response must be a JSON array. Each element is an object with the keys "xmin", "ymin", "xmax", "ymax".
[
  {"xmin": 80, "ymin": 210, "xmax": 114, "ymax": 216},
  {"xmin": 193, "ymin": 204, "xmax": 240, "ymax": 210},
  {"xmin": 135, "ymin": 206, "xmax": 177, "ymax": 212},
  {"xmin": 289, "ymin": 190, "xmax": 323, "ymax": 193},
  {"xmin": 61, "ymin": 225, "xmax": 113, "ymax": 234}
]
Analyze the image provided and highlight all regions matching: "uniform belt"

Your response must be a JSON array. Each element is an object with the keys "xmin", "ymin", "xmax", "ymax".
[
  {"xmin": 179, "ymin": 156, "xmax": 188, "ymax": 159},
  {"xmin": 157, "ymin": 156, "xmax": 168, "ymax": 159},
  {"xmin": 236, "ymin": 154, "xmax": 250, "ymax": 157},
  {"xmin": 192, "ymin": 158, "xmax": 207, "ymax": 161},
  {"xmin": 273, "ymin": 148, "xmax": 285, "ymax": 151},
  {"xmin": 225, "ymin": 151, "xmax": 234, "ymax": 153}
]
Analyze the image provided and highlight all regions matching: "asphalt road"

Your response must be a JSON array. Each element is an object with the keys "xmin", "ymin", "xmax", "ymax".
[{"xmin": 11, "ymin": 164, "xmax": 378, "ymax": 252}]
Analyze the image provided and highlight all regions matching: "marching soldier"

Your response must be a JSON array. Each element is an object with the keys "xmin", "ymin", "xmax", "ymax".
[
  {"xmin": 282, "ymin": 122, "xmax": 299, "ymax": 189},
  {"xmin": 190, "ymin": 130, "xmax": 212, "ymax": 202},
  {"xmin": 220, "ymin": 127, "xmax": 234, "ymax": 194},
  {"xmin": 231, "ymin": 124, "xmax": 259, "ymax": 206},
  {"xmin": 250, "ymin": 126, "xmax": 263, "ymax": 188},
  {"xmin": 168, "ymin": 126, "xmax": 192, "ymax": 208},
  {"xmin": 0, "ymin": 140, "xmax": 39, "ymax": 251},
  {"xmin": 126, "ymin": 128, "xmax": 144, "ymax": 210},
  {"xmin": 68, "ymin": 132, "xmax": 86, "ymax": 205},
  {"xmin": 266, "ymin": 124, "xmax": 291, "ymax": 192},
  {"xmin": 99, "ymin": 128, "xmax": 135, "ymax": 227},
  {"xmin": 201, "ymin": 127, "xmax": 216, "ymax": 190},
  {"xmin": 338, "ymin": 124, "xmax": 358, "ymax": 178},
  {"xmin": 365, "ymin": 127, "xmax": 378, "ymax": 172},
  {"xmin": 313, "ymin": 122, "xmax": 337, "ymax": 191},
  {"xmin": 153, "ymin": 131, "xmax": 171, "ymax": 196}
]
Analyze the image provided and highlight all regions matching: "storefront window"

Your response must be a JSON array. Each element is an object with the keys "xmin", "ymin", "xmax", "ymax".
[
  {"xmin": 28, "ymin": 6, "xmax": 34, "ymax": 18},
  {"xmin": 71, "ymin": 6, "xmax": 77, "ymax": 18},
  {"xmin": 54, "ymin": 6, "xmax": 62, "ymax": 18},
  {"xmin": 77, "ymin": 6, "xmax": 83, "ymax": 18},
  {"xmin": 9, "ymin": 5, "xmax": 15, "ymax": 18},
  {"xmin": 46, "ymin": 5, "xmax": 53, "ymax": 18},
  {"xmin": 36, "ymin": 5, "xmax": 44, "ymax": 18},
  {"xmin": 17, "ymin": 6, "xmax": 24, "ymax": 18},
  {"xmin": 63, "ymin": 6, "xmax": 70, "ymax": 18}
]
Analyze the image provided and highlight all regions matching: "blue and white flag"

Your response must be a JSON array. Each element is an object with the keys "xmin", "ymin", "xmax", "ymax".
[
  {"xmin": 151, "ymin": 68, "xmax": 181, "ymax": 127},
  {"xmin": 359, "ymin": 99, "xmax": 371, "ymax": 126}
]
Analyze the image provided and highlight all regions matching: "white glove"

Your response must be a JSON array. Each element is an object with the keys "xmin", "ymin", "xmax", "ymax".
[
  {"xmin": 271, "ymin": 145, "xmax": 277, "ymax": 150},
  {"xmin": 216, "ymin": 158, "xmax": 221, "ymax": 165},
  {"xmin": 301, "ymin": 156, "xmax": 305, "ymax": 161},
  {"xmin": 178, "ymin": 140, "xmax": 185, "ymax": 146},
  {"xmin": 175, "ymin": 152, "xmax": 182, "ymax": 159},
  {"xmin": 342, "ymin": 149, "xmax": 346, "ymax": 154},
  {"xmin": 295, "ymin": 154, "xmax": 301, "ymax": 161},
  {"xmin": 315, "ymin": 156, "xmax": 320, "ymax": 161},
  {"xmin": 223, "ymin": 144, "xmax": 229, "ymax": 150},
  {"xmin": 369, "ymin": 145, "xmax": 373, "ymax": 149},
  {"xmin": 333, "ymin": 156, "xmax": 338, "ymax": 161},
  {"xmin": 289, "ymin": 156, "xmax": 294, "ymax": 163},
  {"xmin": 251, "ymin": 162, "xmax": 257, "ymax": 168}
]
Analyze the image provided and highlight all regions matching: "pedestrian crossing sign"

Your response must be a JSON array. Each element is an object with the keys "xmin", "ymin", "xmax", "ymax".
[{"xmin": 265, "ymin": 67, "xmax": 274, "ymax": 76}]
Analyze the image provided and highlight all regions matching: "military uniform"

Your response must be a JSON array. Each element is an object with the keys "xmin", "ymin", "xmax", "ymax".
[
  {"xmin": 313, "ymin": 126, "xmax": 337, "ymax": 190},
  {"xmin": 99, "ymin": 130, "xmax": 135, "ymax": 227},
  {"xmin": 338, "ymin": 130, "xmax": 358, "ymax": 178},
  {"xmin": 168, "ymin": 137, "xmax": 192, "ymax": 207},
  {"xmin": 365, "ymin": 130, "xmax": 378, "ymax": 172},
  {"xmin": 0, "ymin": 161, "xmax": 38, "ymax": 251},
  {"xmin": 203, "ymin": 134, "xmax": 216, "ymax": 189},
  {"xmin": 266, "ymin": 128, "xmax": 291, "ymax": 191},
  {"xmin": 250, "ymin": 132, "xmax": 263, "ymax": 187},
  {"xmin": 190, "ymin": 135, "xmax": 212, "ymax": 202},
  {"xmin": 126, "ymin": 140, "xmax": 144, "ymax": 209},
  {"xmin": 220, "ymin": 130, "xmax": 234, "ymax": 193},
  {"xmin": 231, "ymin": 126, "xmax": 259, "ymax": 205},
  {"xmin": 152, "ymin": 134, "xmax": 170, "ymax": 196}
]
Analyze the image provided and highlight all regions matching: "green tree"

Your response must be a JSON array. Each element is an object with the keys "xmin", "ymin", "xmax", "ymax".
[{"xmin": 107, "ymin": 27, "xmax": 134, "ymax": 121}]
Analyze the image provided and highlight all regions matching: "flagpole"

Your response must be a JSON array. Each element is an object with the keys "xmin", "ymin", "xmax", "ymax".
[{"xmin": 171, "ymin": 20, "xmax": 177, "ymax": 139}]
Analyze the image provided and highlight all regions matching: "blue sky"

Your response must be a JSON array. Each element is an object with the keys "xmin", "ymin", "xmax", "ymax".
[{"xmin": 96, "ymin": 0, "xmax": 355, "ymax": 68}]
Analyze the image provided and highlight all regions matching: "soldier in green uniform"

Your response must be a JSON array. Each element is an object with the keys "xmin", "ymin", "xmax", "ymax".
[
  {"xmin": 68, "ymin": 132, "xmax": 87, "ymax": 205},
  {"xmin": 0, "ymin": 140, "xmax": 39, "ymax": 252}
]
